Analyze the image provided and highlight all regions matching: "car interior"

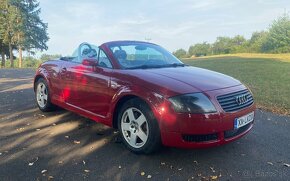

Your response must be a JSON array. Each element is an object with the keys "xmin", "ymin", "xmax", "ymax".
[{"xmin": 60, "ymin": 43, "xmax": 112, "ymax": 68}]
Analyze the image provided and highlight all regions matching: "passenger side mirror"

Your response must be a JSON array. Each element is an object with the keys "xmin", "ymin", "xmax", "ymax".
[{"xmin": 82, "ymin": 58, "xmax": 98, "ymax": 66}]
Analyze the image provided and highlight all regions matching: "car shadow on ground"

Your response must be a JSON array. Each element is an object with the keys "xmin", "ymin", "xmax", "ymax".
[{"xmin": 0, "ymin": 92, "xmax": 259, "ymax": 181}]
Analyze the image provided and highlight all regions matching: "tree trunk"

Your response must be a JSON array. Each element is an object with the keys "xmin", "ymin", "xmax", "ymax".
[
  {"xmin": 8, "ymin": 42, "xmax": 14, "ymax": 68},
  {"xmin": 1, "ymin": 51, "xmax": 5, "ymax": 68},
  {"xmin": 18, "ymin": 47, "xmax": 22, "ymax": 68}
]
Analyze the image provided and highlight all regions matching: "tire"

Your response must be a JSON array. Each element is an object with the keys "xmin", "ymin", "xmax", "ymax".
[
  {"xmin": 35, "ymin": 78, "xmax": 56, "ymax": 112},
  {"xmin": 118, "ymin": 98, "xmax": 161, "ymax": 154}
]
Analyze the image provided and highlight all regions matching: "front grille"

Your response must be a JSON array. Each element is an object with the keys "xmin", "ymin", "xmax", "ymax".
[
  {"xmin": 182, "ymin": 133, "xmax": 218, "ymax": 142},
  {"xmin": 224, "ymin": 123, "xmax": 251, "ymax": 139},
  {"xmin": 217, "ymin": 89, "xmax": 254, "ymax": 112}
]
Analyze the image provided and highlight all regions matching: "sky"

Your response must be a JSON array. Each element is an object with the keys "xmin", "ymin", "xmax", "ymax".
[{"xmin": 39, "ymin": 0, "xmax": 290, "ymax": 56}]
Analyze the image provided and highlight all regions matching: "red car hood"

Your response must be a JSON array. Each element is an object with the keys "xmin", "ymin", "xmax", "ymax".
[{"xmin": 124, "ymin": 66, "xmax": 242, "ymax": 97}]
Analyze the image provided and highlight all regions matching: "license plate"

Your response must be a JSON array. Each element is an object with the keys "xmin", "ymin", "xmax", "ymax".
[{"xmin": 234, "ymin": 111, "xmax": 254, "ymax": 129}]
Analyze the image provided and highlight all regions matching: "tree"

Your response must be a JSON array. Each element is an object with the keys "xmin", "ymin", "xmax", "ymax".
[
  {"xmin": 0, "ymin": 0, "xmax": 18, "ymax": 67},
  {"xmin": 262, "ymin": 14, "xmax": 290, "ymax": 53},
  {"xmin": 40, "ymin": 54, "xmax": 61, "ymax": 61},
  {"xmin": 212, "ymin": 37, "xmax": 232, "ymax": 54},
  {"xmin": 23, "ymin": 55, "xmax": 40, "ymax": 67},
  {"xmin": 173, "ymin": 49, "xmax": 187, "ymax": 59},
  {"xmin": 188, "ymin": 42, "xmax": 211, "ymax": 57},
  {"xmin": 211, "ymin": 36, "xmax": 247, "ymax": 54},
  {"xmin": 0, "ymin": 3, "xmax": 6, "ymax": 67},
  {"xmin": 248, "ymin": 31, "xmax": 268, "ymax": 53},
  {"xmin": 0, "ymin": 0, "xmax": 48, "ymax": 68},
  {"xmin": 173, "ymin": 13, "xmax": 290, "ymax": 55},
  {"xmin": 11, "ymin": 0, "xmax": 49, "ymax": 67},
  {"xmin": 230, "ymin": 35, "xmax": 247, "ymax": 53},
  {"xmin": 0, "ymin": 39, "xmax": 9, "ymax": 67}
]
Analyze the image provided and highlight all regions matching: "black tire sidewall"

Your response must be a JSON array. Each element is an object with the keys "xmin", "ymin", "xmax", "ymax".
[{"xmin": 118, "ymin": 98, "xmax": 161, "ymax": 154}]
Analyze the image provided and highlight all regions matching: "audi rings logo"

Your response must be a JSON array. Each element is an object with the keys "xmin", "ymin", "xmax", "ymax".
[{"xmin": 236, "ymin": 94, "xmax": 249, "ymax": 105}]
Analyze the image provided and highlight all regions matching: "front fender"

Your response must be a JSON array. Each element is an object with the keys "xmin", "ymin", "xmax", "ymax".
[
  {"xmin": 34, "ymin": 67, "xmax": 52, "ymax": 92},
  {"xmin": 109, "ymin": 85, "xmax": 167, "ymax": 129}
]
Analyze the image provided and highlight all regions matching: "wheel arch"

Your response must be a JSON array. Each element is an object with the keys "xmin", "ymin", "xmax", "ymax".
[
  {"xmin": 112, "ymin": 94, "xmax": 140, "ymax": 129},
  {"xmin": 111, "ymin": 90, "xmax": 165, "ymax": 129},
  {"xmin": 34, "ymin": 73, "xmax": 51, "ymax": 94},
  {"xmin": 34, "ymin": 74, "xmax": 45, "ymax": 92}
]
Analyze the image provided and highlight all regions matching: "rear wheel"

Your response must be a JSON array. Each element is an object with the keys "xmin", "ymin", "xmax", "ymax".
[
  {"xmin": 118, "ymin": 98, "xmax": 161, "ymax": 154},
  {"xmin": 35, "ymin": 78, "xmax": 56, "ymax": 112}
]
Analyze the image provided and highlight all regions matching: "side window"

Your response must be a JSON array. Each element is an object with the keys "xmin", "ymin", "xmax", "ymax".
[{"xmin": 98, "ymin": 49, "xmax": 113, "ymax": 68}]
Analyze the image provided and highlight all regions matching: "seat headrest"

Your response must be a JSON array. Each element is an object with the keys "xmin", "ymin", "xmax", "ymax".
[{"xmin": 114, "ymin": 50, "xmax": 127, "ymax": 60}]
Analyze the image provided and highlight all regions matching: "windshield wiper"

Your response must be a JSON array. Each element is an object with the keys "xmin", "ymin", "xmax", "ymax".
[
  {"xmin": 126, "ymin": 63, "xmax": 187, "ymax": 69},
  {"xmin": 163, "ymin": 63, "xmax": 187, "ymax": 67},
  {"xmin": 126, "ymin": 64, "xmax": 165, "ymax": 69}
]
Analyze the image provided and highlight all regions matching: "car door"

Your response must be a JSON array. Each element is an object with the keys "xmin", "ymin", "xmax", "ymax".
[
  {"xmin": 79, "ymin": 49, "xmax": 113, "ymax": 117},
  {"xmin": 61, "ymin": 45, "xmax": 113, "ymax": 118},
  {"xmin": 45, "ymin": 60, "xmax": 64, "ymax": 103}
]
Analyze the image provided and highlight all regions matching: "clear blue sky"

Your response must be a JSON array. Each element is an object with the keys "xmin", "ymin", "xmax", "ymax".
[{"xmin": 39, "ymin": 0, "xmax": 289, "ymax": 55}]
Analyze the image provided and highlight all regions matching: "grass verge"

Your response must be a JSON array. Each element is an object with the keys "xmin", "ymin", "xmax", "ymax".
[{"xmin": 184, "ymin": 53, "xmax": 290, "ymax": 62}]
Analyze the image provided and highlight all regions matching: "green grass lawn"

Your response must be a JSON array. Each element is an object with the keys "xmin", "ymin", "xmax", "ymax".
[{"xmin": 182, "ymin": 56, "xmax": 290, "ymax": 115}]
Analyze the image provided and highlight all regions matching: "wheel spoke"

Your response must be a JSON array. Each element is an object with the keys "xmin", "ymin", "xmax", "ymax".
[
  {"xmin": 41, "ymin": 97, "xmax": 44, "ymax": 104},
  {"xmin": 43, "ymin": 94, "xmax": 48, "ymax": 100},
  {"xmin": 122, "ymin": 122, "xmax": 131, "ymax": 131},
  {"xmin": 136, "ymin": 114, "xmax": 146, "ymax": 126},
  {"xmin": 126, "ymin": 108, "xmax": 135, "ymax": 122},
  {"xmin": 38, "ymin": 97, "xmax": 44, "ymax": 107},
  {"xmin": 37, "ymin": 85, "xmax": 42, "ymax": 94},
  {"xmin": 137, "ymin": 130, "xmax": 147, "ymax": 142},
  {"xmin": 41, "ymin": 85, "xmax": 46, "ymax": 92},
  {"xmin": 129, "ymin": 133, "xmax": 137, "ymax": 146}
]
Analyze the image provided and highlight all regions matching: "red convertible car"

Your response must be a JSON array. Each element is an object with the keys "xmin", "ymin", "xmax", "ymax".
[{"xmin": 34, "ymin": 41, "xmax": 255, "ymax": 154}]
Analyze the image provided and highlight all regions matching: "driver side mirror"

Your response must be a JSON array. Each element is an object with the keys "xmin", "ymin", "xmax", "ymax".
[{"xmin": 82, "ymin": 58, "xmax": 98, "ymax": 66}]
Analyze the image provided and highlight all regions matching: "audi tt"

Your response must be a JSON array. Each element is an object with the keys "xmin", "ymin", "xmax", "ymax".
[{"xmin": 34, "ymin": 41, "xmax": 255, "ymax": 154}]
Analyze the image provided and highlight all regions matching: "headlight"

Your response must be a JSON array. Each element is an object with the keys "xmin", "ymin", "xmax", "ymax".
[{"xmin": 168, "ymin": 93, "xmax": 216, "ymax": 113}]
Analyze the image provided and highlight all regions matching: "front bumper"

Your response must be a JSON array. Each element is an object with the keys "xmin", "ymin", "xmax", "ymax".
[
  {"xmin": 161, "ymin": 121, "xmax": 254, "ymax": 148},
  {"xmin": 158, "ymin": 85, "xmax": 256, "ymax": 148}
]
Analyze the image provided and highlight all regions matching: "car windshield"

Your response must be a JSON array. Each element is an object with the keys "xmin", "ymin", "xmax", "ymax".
[{"xmin": 109, "ymin": 42, "xmax": 184, "ymax": 69}]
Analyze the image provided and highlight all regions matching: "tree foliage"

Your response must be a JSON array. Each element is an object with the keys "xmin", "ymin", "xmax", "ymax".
[
  {"xmin": 173, "ymin": 48, "xmax": 187, "ymax": 58},
  {"xmin": 40, "ymin": 54, "xmax": 61, "ymax": 62},
  {"xmin": 248, "ymin": 31, "xmax": 269, "ymax": 53},
  {"xmin": 0, "ymin": 0, "xmax": 48, "ymax": 67},
  {"xmin": 262, "ymin": 14, "xmax": 290, "ymax": 53},
  {"xmin": 12, "ymin": 0, "xmax": 49, "ymax": 51},
  {"xmin": 0, "ymin": 0, "xmax": 18, "ymax": 67},
  {"xmin": 188, "ymin": 42, "xmax": 211, "ymax": 57},
  {"xmin": 175, "ymin": 14, "xmax": 290, "ymax": 57}
]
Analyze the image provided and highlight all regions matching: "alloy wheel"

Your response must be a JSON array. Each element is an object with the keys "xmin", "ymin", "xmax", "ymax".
[
  {"xmin": 121, "ymin": 107, "xmax": 149, "ymax": 148},
  {"xmin": 36, "ymin": 82, "xmax": 48, "ymax": 108}
]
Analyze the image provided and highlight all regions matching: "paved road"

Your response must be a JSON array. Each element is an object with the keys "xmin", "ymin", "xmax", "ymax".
[{"xmin": 0, "ymin": 68, "xmax": 289, "ymax": 181}]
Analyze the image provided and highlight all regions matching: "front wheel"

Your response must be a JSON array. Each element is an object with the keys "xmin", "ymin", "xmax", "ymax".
[
  {"xmin": 35, "ymin": 78, "xmax": 56, "ymax": 112},
  {"xmin": 118, "ymin": 98, "xmax": 161, "ymax": 154}
]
